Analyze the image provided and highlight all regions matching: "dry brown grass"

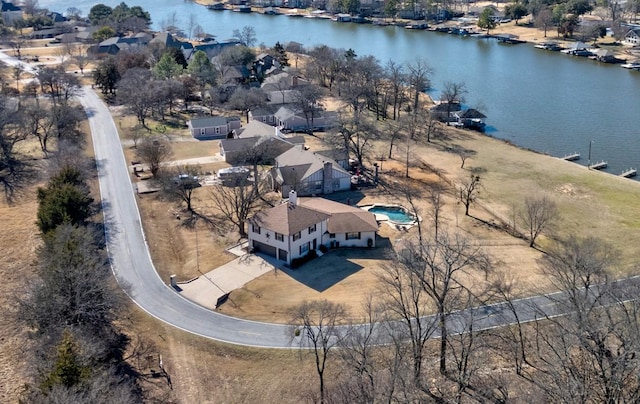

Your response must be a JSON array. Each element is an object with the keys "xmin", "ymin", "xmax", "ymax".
[
  {"xmin": 125, "ymin": 303, "xmax": 319, "ymax": 403},
  {"xmin": 0, "ymin": 190, "xmax": 41, "ymax": 402}
]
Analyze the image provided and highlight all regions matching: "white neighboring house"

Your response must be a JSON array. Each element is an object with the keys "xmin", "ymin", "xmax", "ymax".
[
  {"xmin": 624, "ymin": 28, "xmax": 640, "ymax": 46},
  {"xmin": 271, "ymin": 148, "xmax": 352, "ymax": 197},
  {"xmin": 248, "ymin": 191, "xmax": 378, "ymax": 265}
]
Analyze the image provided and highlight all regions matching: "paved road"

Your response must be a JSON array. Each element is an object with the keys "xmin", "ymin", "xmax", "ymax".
[
  {"xmin": 79, "ymin": 87, "xmax": 293, "ymax": 348},
  {"xmin": 79, "ymin": 84, "xmax": 640, "ymax": 349}
]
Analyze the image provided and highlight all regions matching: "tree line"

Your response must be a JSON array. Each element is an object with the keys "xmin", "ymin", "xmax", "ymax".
[
  {"xmin": 288, "ymin": 187, "xmax": 640, "ymax": 403},
  {"xmin": 6, "ymin": 93, "xmax": 165, "ymax": 400}
]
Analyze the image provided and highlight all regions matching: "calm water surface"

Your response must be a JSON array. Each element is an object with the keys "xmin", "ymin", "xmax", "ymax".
[{"xmin": 41, "ymin": 0, "xmax": 640, "ymax": 175}]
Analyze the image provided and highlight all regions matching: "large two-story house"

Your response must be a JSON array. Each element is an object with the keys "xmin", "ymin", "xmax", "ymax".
[{"xmin": 248, "ymin": 191, "xmax": 378, "ymax": 264}]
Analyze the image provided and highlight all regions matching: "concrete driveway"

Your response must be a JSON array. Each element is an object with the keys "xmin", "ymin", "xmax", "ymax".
[{"xmin": 177, "ymin": 252, "xmax": 277, "ymax": 310}]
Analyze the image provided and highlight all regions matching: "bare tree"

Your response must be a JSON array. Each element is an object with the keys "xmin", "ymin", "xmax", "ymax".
[
  {"xmin": 135, "ymin": 136, "xmax": 173, "ymax": 177},
  {"xmin": 290, "ymin": 300, "xmax": 347, "ymax": 404},
  {"xmin": 159, "ymin": 164, "xmax": 202, "ymax": 212},
  {"xmin": 458, "ymin": 174, "xmax": 481, "ymax": 216},
  {"xmin": 37, "ymin": 66, "xmax": 81, "ymax": 106},
  {"xmin": 21, "ymin": 0, "xmax": 39, "ymax": 15},
  {"xmin": 332, "ymin": 117, "xmax": 379, "ymax": 168},
  {"xmin": 293, "ymin": 83, "xmax": 324, "ymax": 133},
  {"xmin": 449, "ymin": 145, "xmax": 476, "ymax": 169},
  {"xmin": 0, "ymin": 102, "xmax": 35, "ymax": 202},
  {"xmin": 72, "ymin": 45, "xmax": 90, "ymax": 75},
  {"xmin": 21, "ymin": 101, "xmax": 53, "ymax": 154},
  {"xmin": 337, "ymin": 295, "xmax": 383, "ymax": 403},
  {"xmin": 159, "ymin": 11, "xmax": 178, "ymax": 32},
  {"xmin": 508, "ymin": 236, "xmax": 640, "ymax": 403},
  {"xmin": 440, "ymin": 81, "xmax": 467, "ymax": 126},
  {"xmin": 428, "ymin": 187, "xmax": 445, "ymax": 240},
  {"xmin": 409, "ymin": 232, "xmax": 489, "ymax": 374},
  {"xmin": 210, "ymin": 177, "xmax": 264, "ymax": 238},
  {"xmin": 232, "ymin": 26, "xmax": 257, "ymax": 47},
  {"xmin": 186, "ymin": 13, "xmax": 197, "ymax": 39},
  {"xmin": 521, "ymin": 194, "xmax": 558, "ymax": 248},
  {"xmin": 378, "ymin": 256, "xmax": 437, "ymax": 386},
  {"xmin": 407, "ymin": 58, "xmax": 432, "ymax": 114},
  {"xmin": 228, "ymin": 87, "xmax": 266, "ymax": 121},
  {"xmin": 384, "ymin": 59, "xmax": 407, "ymax": 120},
  {"xmin": 117, "ymin": 68, "xmax": 155, "ymax": 129}
]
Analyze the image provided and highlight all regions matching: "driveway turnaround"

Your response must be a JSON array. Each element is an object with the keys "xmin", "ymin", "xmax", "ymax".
[{"xmin": 178, "ymin": 253, "xmax": 276, "ymax": 310}]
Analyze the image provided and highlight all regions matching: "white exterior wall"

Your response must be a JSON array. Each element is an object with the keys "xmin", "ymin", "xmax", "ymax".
[
  {"xmin": 249, "ymin": 225, "xmax": 288, "ymax": 253},
  {"xmin": 294, "ymin": 168, "xmax": 351, "ymax": 195},
  {"xmin": 336, "ymin": 176, "xmax": 351, "ymax": 192},
  {"xmin": 322, "ymin": 231, "xmax": 376, "ymax": 248},
  {"xmin": 248, "ymin": 218, "xmax": 327, "ymax": 264},
  {"xmin": 624, "ymin": 31, "xmax": 640, "ymax": 45},
  {"xmin": 289, "ymin": 219, "xmax": 326, "ymax": 262}
]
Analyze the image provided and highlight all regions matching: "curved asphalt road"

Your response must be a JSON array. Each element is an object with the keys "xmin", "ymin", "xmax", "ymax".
[
  {"xmin": 79, "ymin": 87, "xmax": 292, "ymax": 348},
  {"xmin": 79, "ymin": 85, "xmax": 640, "ymax": 349}
]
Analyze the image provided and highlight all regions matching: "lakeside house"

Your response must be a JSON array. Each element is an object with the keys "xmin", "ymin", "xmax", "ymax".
[
  {"xmin": 247, "ymin": 191, "xmax": 378, "ymax": 265},
  {"xmin": 624, "ymin": 28, "xmax": 640, "ymax": 46},
  {"xmin": 270, "ymin": 148, "xmax": 352, "ymax": 197}
]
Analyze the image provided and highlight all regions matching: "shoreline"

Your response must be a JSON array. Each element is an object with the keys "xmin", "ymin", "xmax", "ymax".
[{"xmin": 192, "ymin": 0, "xmax": 639, "ymax": 63}]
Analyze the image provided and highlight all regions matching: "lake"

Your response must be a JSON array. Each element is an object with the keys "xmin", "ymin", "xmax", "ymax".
[{"xmin": 40, "ymin": 0, "xmax": 640, "ymax": 176}]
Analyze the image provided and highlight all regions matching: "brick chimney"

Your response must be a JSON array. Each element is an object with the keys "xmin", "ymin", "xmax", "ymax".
[{"xmin": 323, "ymin": 162, "xmax": 333, "ymax": 194}]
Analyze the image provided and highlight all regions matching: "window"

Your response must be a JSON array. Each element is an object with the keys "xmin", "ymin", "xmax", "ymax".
[
  {"xmin": 346, "ymin": 232, "xmax": 361, "ymax": 240},
  {"xmin": 275, "ymin": 232, "xmax": 284, "ymax": 242},
  {"xmin": 300, "ymin": 242, "xmax": 310, "ymax": 255},
  {"xmin": 252, "ymin": 224, "xmax": 260, "ymax": 234},
  {"xmin": 200, "ymin": 128, "xmax": 206, "ymax": 136},
  {"xmin": 314, "ymin": 181, "xmax": 322, "ymax": 191},
  {"xmin": 308, "ymin": 224, "xmax": 316, "ymax": 234},
  {"xmin": 329, "ymin": 233, "xmax": 335, "ymax": 239},
  {"xmin": 333, "ymin": 179, "xmax": 341, "ymax": 190},
  {"xmin": 215, "ymin": 127, "xmax": 220, "ymax": 134},
  {"xmin": 293, "ymin": 232, "xmax": 301, "ymax": 241}
]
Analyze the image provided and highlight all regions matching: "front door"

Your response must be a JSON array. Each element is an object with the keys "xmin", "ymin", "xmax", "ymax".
[{"xmin": 313, "ymin": 239, "xmax": 317, "ymax": 250}]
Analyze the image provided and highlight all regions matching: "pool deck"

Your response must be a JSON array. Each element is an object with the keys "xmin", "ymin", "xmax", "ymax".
[{"xmin": 359, "ymin": 203, "xmax": 420, "ymax": 228}]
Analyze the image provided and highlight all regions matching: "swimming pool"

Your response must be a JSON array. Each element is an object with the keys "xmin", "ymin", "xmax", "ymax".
[{"xmin": 362, "ymin": 204, "xmax": 417, "ymax": 225}]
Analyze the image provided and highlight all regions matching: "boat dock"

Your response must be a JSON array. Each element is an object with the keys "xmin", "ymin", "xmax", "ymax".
[
  {"xmin": 621, "ymin": 168, "xmax": 637, "ymax": 178},
  {"xmin": 589, "ymin": 161, "xmax": 608, "ymax": 170},
  {"xmin": 562, "ymin": 153, "xmax": 580, "ymax": 161}
]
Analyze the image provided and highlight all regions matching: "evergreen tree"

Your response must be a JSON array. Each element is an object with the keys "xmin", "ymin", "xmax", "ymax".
[
  {"xmin": 36, "ymin": 166, "xmax": 93, "ymax": 234},
  {"xmin": 41, "ymin": 330, "xmax": 90, "ymax": 391},
  {"xmin": 273, "ymin": 42, "xmax": 289, "ymax": 67}
]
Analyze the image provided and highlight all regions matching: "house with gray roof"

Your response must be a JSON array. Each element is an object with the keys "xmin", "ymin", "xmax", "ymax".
[
  {"xmin": 248, "ymin": 105, "xmax": 279, "ymax": 125},
  {"xmin": 270, "ymin": 148, "xmax": 352, "ymax": 197},
  {"xmin": 220, "ymin": 120, "xmax": 304, "ymax": 164},
  {"xmin": 1, "ymin": 0, "xmax": 21, "ymax": 24},
  {"xmin": 274, "ymin": 106, "xmax": 338, "ymax": 132},
  {"xmin": 247, "ymin": 191, "xmax": 378, "ymax": 264},
  {"xmin": 90, "ymin": 34, "xmax": 151, "ymax": 55},
  {"xmin": 187, "ymin": 116, "xmax": 241, "ymax": 140}
]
